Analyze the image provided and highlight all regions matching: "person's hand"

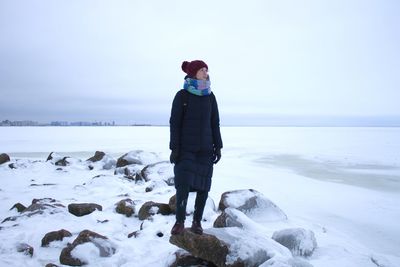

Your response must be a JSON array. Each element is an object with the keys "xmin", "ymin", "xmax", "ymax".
[
  {"xmin": 213, "ymin": 148, "xmax": 221, "ymax": 164},
  {"xmin": 170, "ymin": 149, "xmax": 179, "ymax": 164}
]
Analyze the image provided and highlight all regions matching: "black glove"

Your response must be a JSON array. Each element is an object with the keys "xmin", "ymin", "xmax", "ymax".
[
  {"xmin": 213, "ymin": 148, "xmax": 221, "ymax": 164},
  {"xmin": 170, "ymin": 149, "xmax": 179, "ymax": 164}
]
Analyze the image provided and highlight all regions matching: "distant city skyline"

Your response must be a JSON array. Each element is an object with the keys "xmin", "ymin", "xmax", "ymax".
[{"xmin": 1, "ymin": 1, "xmax": 399, "ymax": 125}]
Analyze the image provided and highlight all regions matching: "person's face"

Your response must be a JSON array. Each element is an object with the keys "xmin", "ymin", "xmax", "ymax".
[{"xmin": 195, "ymin": 67, "xmax": 208, "ymax": 80}]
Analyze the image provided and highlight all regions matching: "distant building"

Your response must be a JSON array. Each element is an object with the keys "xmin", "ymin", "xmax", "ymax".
[{"xmin": 51, "ymin": 121, "xmax": 69, "ymax": 126}]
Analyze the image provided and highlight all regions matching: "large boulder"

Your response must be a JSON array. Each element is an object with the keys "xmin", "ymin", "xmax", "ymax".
[
  {"xmin": 272, "ymin": 228, "xmax": 317, "ymax": 257},
  {"xmin": 138, "ymin": 201, "xmax": 172, "ymax": 220},
  {"xmin": 68, "ymin": 203, "xmax": 102, "ymax": 217},
  {"xmin": 116, "ymin": 150, "xmax": 159, "ymax": 167},
  {"xmin": 59, "ymin": 230, "xmax": 116, "ymax": 266},
  {"xmin": 41, "ymin": 229, "xmax": 72, "ymax": 247},
  {"xmin": 170, "ymin": 227, "xmax": 292, "ymax": 267},
  {"xmin": 140, "ymin": 161, "xmax": 174, "ymax": 183},
  {"xmin": 0, "ymin": 153, "xmax": 10, "ymax": 165},
  {"xmin": 115, "ymin": 198, "xmax": 137, "ymax": 217},
  {"xmin": 218, "ymin": 189, "xmax": 287, "ymax": 222}
]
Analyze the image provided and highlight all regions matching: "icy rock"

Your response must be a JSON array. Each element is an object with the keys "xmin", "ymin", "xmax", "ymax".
[
  {"xmin": 140, "ymin": 161, "xmax": 174, "ymax": 183},
  {"xmin": 45, "ymin": 264, "xmax": 59, "ymax": 267},
  {"xmin": 59, "ymin": 230, "xmax": 116, "ymax": 266},
  {"xmin": 115, "ymin": 198, "xmax": 137, "ymax": 217},
  {"xmin": 214, "ymin": 208, "xmax": 246, "ymax": 228},
  {"xmin": 0, "ymin": 153, "xmax": 10, "ymax": 165},
  {"xmin": 138, "ymin": 201, "xmax": 172, "ymax": 220},
  {"xmin": 272, "ymin": 228, "xmax": 317, "ymax": 257},
  {"xmin": 170, "ymin": 227, "xmax": 292, "ymax": 267},
  {"xmin": 16, "ymin": 243, "xmax": 34, "ymax": 257},
  {"xmin": 10, "ymin": 203, "xmax": 27, "ymax": 212},
  {"xmin": 218, "ymin": 189, "xmax": 287, "ymax": 222},
  {"xmin": 68, "ymin": 203, "xmax": 103, "ymax": 217},
  {"xmin": 41, "ymin": 229, "xmax": 72, "ymax": 247},
  {"xmin": 86, "ymin": 151, "xmax": 116, "ymax": 170},
  {"xmin": 86, "ymin": 151, "xmax": 106, "ymax": 162},
  {"xmin": 116, "ymin": 150, "xmax": 160, "ymax": 167},
  {"xmin": 170, "ymin": 249, "xmax": 217, "ymax": 267}
]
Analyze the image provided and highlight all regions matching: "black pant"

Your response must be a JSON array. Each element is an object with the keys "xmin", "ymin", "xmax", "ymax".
[{"xmin": 175, "ymin": 184, "xmax": 208, "ymax": 223}]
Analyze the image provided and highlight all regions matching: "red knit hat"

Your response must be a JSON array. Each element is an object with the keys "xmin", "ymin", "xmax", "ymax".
[{"xmin": 181, "ymin": 60, "xmax": 208, "ymax": 78}]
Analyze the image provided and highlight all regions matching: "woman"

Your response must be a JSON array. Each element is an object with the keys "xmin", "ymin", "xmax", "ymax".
[{"xmin": 169, "ymin": 60, "xmax": 223, "ymax": 235}]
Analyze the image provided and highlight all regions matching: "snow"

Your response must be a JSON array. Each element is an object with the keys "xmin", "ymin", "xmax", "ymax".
[{"xmin": 0, "ymin": 126, "xmax": 400, "ymax": 267}]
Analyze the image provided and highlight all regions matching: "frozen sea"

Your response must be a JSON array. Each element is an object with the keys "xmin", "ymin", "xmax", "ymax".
[{"xmin": 0, "ymin": 126, "xmax": 399, "ymax": 267}]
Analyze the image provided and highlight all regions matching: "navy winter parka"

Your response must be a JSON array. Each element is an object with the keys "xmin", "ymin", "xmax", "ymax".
[{"xmin": 169, "ymin": 89, "xmax": 223, "ymax": 191}]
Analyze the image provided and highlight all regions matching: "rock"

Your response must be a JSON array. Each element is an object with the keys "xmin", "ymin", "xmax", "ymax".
[
  {"xmin": 170, "ymin": 249, "xmax": 217, "ymax": 267},
  {"xmin": 0, "ymin": 153, "xmax": 11, "ymax": 165},
  {"xmin": 5, "ymin": 198, "xmax": 65, "ymax": 221},
  {"xmin": 45, "ymin": 264, "xmax": 59, "ymax": 267},
  {"xmin": 16, "ymin": 243, "xmax": 34, "ymax": 257},
  {"xmin": 169, "ymin": 195, "xmax": 177, "ymax": 213},
  {"xmin": 138, "ymin": 201, "xmax": 172, "ymax": 220},
  {"xmin": 213, "ymin": 208, "xmax": 246, "ymax": 228},
  {"xmin": 59, "ymin": 230, "xmax": 116, "ymax": 266},
  {"xmin": 68, "ymin": 203, "xmax": 102, "ymax": 217},
  {"xmin": 10, "ymin": 203, "xmax": 26, "ymax": 212},
  {"xmin": 8, "ymin": 163, "xmax": 17, "ymax": 169},
  {"xmin": 46, "ymin": 152, "xmax": 55, "ymax": 161},
  {"xmin": 260, "ymin": 257, "xmax": 314, "ymax": 267},
  {"xmin": 218, "ymin": 189, "xmax": 287, "ymax": 222},
  {"xmin": 170, "ymin": 227, "xmax": 292, "ymax": 267},
  {"xmin": 55, "ymin": 157, "xmax": 70, "ymax": 166},
  {"xmin": 272, "ymin": 228, "xmax": 317, "ymax": 257},
  {"xmin": 115, "ymin": 198, "xmax": 136, "ymax": 217},
  {"xmin": 128, "ymin": 231, "xmax": 140, "ymax": 238},
  {"xmin": 116, "ymin": 153, "xmax": 142, "ymax": 167},
  {"xmin": 86, "ymin": 151, "xmax": 106, "ymax": 162},
  {"xmin": 41, "ymin": 229, "xmax": 72, "ymax": 247}
]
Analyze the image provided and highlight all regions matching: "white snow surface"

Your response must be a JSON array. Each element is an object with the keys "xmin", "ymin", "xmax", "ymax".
[{"xmin": 0, "ymin": 126, "xmax": 399, "ymax": 267}]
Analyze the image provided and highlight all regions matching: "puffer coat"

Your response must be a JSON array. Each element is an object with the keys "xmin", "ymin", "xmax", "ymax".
[{"xmin": 169, "ymin": 89, "xmax": 223, "ymax": 191}]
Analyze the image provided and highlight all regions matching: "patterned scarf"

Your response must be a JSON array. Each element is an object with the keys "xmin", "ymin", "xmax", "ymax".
[{"xmin": 183, "ymin": 77, "xmax": 212, "ymax": 96}]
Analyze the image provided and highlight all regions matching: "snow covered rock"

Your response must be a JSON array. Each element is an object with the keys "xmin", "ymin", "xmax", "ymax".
[
  {"xmin": 140, "ymin": 161, "xmax": 174, "ymax": 183},
  {"xmin": 272, "ymin": 228, "xmax": 317, "ymax": 257},
  {"xmin": 170, "ymin": 227, "xmax": 292, "ymax": 267},
  {"xmin": 170, "ymin": 249, "xmax": 216, "ymax": 267},
  {"xmin": 259, "ymin": 256, "xmax": 314, "ymax": 267},
  {"xmin": 115, "ymin": 198, "xmax": 137, "ymax": 217},
  {"xmin": 41, "ymin": 229, "xmax": 72, "ymax": 247},
  {"xmin": 138, "ymin": 201, "xmax": 172, "ymax": 220},
  {"xmin": 68, "ymin": 203, "xmax": 103, "ymax": 217},
  {"xmin": 59, "ymin": 230, "xmax": 116, "ymax": 266},
  {"xmin": 218, "ymin": 189, "xmax": 287, "ymax": 222},
  {"xmin": 86, "ymin": 151, "xmax": 106, "ymax": 162},
  {"xmin": 16, "ymin": 243, "xmax": 34, "ymax": 257},
  {"xmin": 10, "ymin": 202, "xmax": 27, "ymax": 212},
  {"xmin": 0, "ymin": 153, "xmax": 10, "ymax": 165},
  {"xmin": 116, "ymin": 150, "xmax": 160, "ymax": 167},
  {"xmin": 214, "ymin": 208, "xmax": 246, "ymax": 228},
  {"xmin": 46, "ymin": 152, "xmax": 78, "ymax": 166},
  {"xmin": 86, "ymin": 151, "xmax": 116, "ymax": 170}
]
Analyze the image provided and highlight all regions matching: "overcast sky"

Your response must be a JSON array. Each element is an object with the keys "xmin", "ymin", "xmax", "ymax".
[{"xmin": 1, "ymin": 0, "xmax": 399, "ymax": 125}]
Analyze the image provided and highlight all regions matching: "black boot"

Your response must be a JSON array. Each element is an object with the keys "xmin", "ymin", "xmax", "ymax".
[{"xmin": 190, "ymin": 220, "xmax": 203, "ymax": 235}]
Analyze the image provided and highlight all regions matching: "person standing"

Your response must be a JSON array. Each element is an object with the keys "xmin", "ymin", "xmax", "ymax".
[{"xmin": 169, "ymin": 60, "xmax": 223, "ymax": 235}]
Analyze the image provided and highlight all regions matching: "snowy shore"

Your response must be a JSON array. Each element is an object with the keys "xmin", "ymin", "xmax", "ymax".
[{"xmin": 0, "ymin": 126, "xmax": 399, "ymax": 266}]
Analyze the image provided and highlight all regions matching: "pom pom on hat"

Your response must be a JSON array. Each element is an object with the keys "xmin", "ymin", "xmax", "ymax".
[{"xmin": 181, "ymin": 60, "xmax": 208, "ymax": 78}]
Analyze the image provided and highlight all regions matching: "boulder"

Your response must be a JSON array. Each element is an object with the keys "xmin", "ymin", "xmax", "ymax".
[
  {"xmin": 116, "ymin": 153, "xmax": 143, "ymax": 167},
  {"xmin": 170, "ymin": 249, "xmax": 217, "ymax": 267},
  {"xmin": 59, "ymin": 230, "xmax": 116, "ymax": 266},
  {"xmin": 68, "ymin": 203, "xmax": 102, "ymax": 217},
  {"xmin": 218, "ymin": 189, "xmax": 287, "ymax": 222},
  {"xmin": 140, "ymin": 161, "xmax": 173, "ymax": 183},
  {"xmin": 16, "ymin": 243, "xmax": 34, "ymax": 257},
  {"xmin": 170, "ymin": 227, "xmax": 292, "ymax": 267},
  {"xmin": 10, "ymin": 203, "xmax": 27, "ymax": 212},
  {"xmin": 41, "ymin": 229, "xmax": 72, "ymax": 247},
  {"xmin": 86, "ymin": 151, "xmax": 106, "ymax": 162},
  {"xmin": 272, "ymin": 228, "xmax": 317, "ymax": 257},
  {"xmin": 169, "ymin": 195, "xmax": 177, "ymax": 213},
  {"xmin": 45, "ymin": 264, "xmax": 59, "ymax": 267},
  {"xmin": 138, "ymin": 201, "xmax": 172, "ymax": 220},
  {"xmin": 213, "ymin": 208, "xmax": 247, "ymax": 228},
  {"xmin": 0, "ymin": 153, "xmax": 10, "ymax": 165},
  {"xmin": 115, "ymin": 198, "xmax": 136, "ymax": 217}
]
